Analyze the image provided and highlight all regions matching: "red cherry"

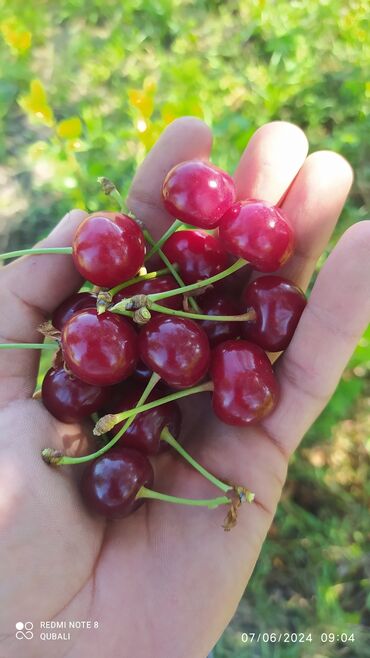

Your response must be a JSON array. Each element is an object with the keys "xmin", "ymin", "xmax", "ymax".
[
  {"xmin": 108, "ymin": 382, "xmax": 182, "ymax": 455},
  {"xmin": 162, "ymin": 160, "xmax": 236, "ymax": 229},
  {"xmin": 242, "ymin": 275, "xmax": 306, "ymax": 352},
  {"xmin": 198, "ymin": 292, "xmax": 242, "ymax": 347},
  {"xmin": 51, "ymin": 292, "xmax": 97, "ymax": 330},
  {"xmin": 72, "ymin": 212, "xmax": 146, "ymax": 287},
  {"xmin": 41, "ymin": 366, "xmax": 109, "ymax": 423},
  {"xmin": 162, "ymin": 230, "xmax": 229, "ymax": 285},
  {"xmin": 114, "ymin": 275, "xmax": 183, "ymax": 311},
  {"xmin": 219, "ymin": 199, "xmax": 294, "ymax": 272},
  {"xmin": 81, "ymin": 447, "xmax": 154, "ymax": 518},
  {"xmin": 212, "ymin": 259, "xmax": 252, "ymax": 299},
  {"xmin": 210, "ymin": 340, "xmax": 279, "ymax": 426},
  {"xmin": 139, "ymin": 314, "xmax": 210, "ymax": 389},
  {"xmin": 61, "ymin": 309, "xmax": 138, "ymax": 386}
]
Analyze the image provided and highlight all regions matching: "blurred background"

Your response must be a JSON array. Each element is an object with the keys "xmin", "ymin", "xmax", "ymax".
[{"xmin": 0, "ymin": 1, "xmax": 369, "ymax": 656}]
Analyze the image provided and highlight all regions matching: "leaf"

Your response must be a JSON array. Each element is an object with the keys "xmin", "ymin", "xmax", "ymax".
[{"xmin": 56, "ymin": 117, "xmax": 82, "ymax": 139}]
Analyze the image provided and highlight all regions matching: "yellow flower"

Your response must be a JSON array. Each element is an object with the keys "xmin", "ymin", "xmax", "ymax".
[
  {"xmin": 56, "ymin": 117, "xmax": 82, "ymax": 139},
  {"xmin": 19, "ymin": 79, "xmax": 54, "ymax": 126},
  {"xmin": 1, "ymin": 19, "xmax": 32, "ymax": 54}
]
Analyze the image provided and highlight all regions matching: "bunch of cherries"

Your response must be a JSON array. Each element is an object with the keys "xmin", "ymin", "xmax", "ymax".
[{"xmin": 1, "ymin": 159, "xmax": 307, "ymax": 529}]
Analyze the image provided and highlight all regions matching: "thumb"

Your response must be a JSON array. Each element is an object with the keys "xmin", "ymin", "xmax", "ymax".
[{"xmin": 0, "ymin": 209, "xmax": 86, "ymax": 404}]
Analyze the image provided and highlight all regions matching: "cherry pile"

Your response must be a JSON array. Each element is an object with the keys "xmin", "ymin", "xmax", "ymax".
[{"xmin": 2, "ymin": 158, "xmax": 307, "ymax": 529}]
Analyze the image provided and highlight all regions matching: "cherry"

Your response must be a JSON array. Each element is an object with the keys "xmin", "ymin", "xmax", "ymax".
[
  {"xmin": 51, "ymin": 292, "xmax": 97, "ymax": 330},
  {"xmin": 81, "ymin": 447, "xmax": 154, "ymax": 518},
  {"xmin": 219, "ymin": 199, "xmax": 294, "ymax": 272},
  {"xmin": 162, "ymin": 159, "xmax": 236, "ymax": 229},
  {"xmin": 212, "ymin": 259, "xmax": 252, "ymax": 298},
  {"xmin": 162, "ymin": 230, "xmax": 229, "ymax": 285},
  {"xmin": 108, "ymin": 382, "xmax": 182, "ymax": 455},
  {"xmin": 139, "ymin": 314, "xmax": 210, "ymax": 389},
  {"xmin": 114, "ymin": 275, "xmax": 183, "ymax": 311},
  {"xmin": 242, "ymin": 275, "xmax": 306, "ymax": 352},
  {"xmin": 61, "ymin": 309, "xmax": 138, "ymax": 386},
  {"xmin": 41, "ymin": 366, "xmax": 109, "ymax": 423},
  {"xmin": 210, "ymin": 340, "xmax": 279, "ymax": 425},
  {"xmin": 72, "ymin": 212, "xmax": 146, "ymax": 287},
  {"xmin": 198, "ymin": 291, "xmax": 242, "ymax": 347}
]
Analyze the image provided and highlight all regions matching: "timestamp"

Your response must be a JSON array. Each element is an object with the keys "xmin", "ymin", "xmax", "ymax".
[{"xmin": 321, "ymin": 632, "xmax": 355, "ymax": 643}]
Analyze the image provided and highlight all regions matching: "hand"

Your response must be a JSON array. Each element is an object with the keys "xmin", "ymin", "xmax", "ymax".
[{"xmin": 1, "ymin": 119, "xmax": 369, "ymax": 658}]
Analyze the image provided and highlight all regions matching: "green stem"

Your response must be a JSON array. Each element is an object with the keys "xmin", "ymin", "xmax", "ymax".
[
  {"xmin": 50, "ymin": 372, "xmax": 161, "ymax": 465},
  {"xmin": 148, "ymin": 258, "xmax": 247, "ymax": 303},
  {"xmin": 136, "ymin": 486, "xmax": 230, "ymax": 509},
  {"xmin": 150, "ymin": 303, "xmax": 255, "ymax": 323},
  {"xmin": 0, "ymin": 342, "xmax": 57, "ymax": 350},
  {"xmin": 160, "ymin": 427, "xmax": 231, "ymax": 493},
  {"xmin": 0, "ymin": 247, "xmax": 72, "ymax": 261},
  {"xmin": 104, "ymin": 380, "xmax": 213, "ymax": 425},
  {"xmin": 144, "ymin": 219, "xmax": 183, "ymax": 262},
  {"xmin": 42, "ymin": 381, "xmax": 214, "ymax": 466},
  {"xmin": 108, "ymin": 266, "xmax": 171, "ymax": 298}
]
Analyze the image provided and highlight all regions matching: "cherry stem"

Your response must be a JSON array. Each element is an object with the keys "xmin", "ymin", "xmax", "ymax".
[
  {"xmin": 48, "ymin": 372, "xmax": 162, "ymax": 466},
  {"xmin": 41, "ymin": 381, "xmax": 214, "ymax": 467},
  {"xmin": 144, "ymin": 219, "xmax": 183, "ymax": 262},
  {"xmin": 100, "ymin": 380, "xmax": 214, "ymax": 427},
  {"xmin": 136, "ymin": 486, "xmax": 230, "ymax": 509},
  {"xmin": 0, "ymin": 342, "xmax": 57, "ymax": 350},
  {"xmin": 160, "ymin": 427, "xmax": 232, "ymax": 493},
  {"xmin": 150, "ymin": 303, "xmax": 256, "ymax": 323},
  {"xmin": 108, "ymin": 266, "xmax": 171, "ymax": 298},
  {"xmin": 0, "ymin": 247, "xmax": 72, "ymax": 261},
  {"xmin": 147, "ymin": 258, "xmax": 247, "ymax": 303},
  {"xmin": 98, "ymin": 176, "xmax": 201, "ymax": 313}
]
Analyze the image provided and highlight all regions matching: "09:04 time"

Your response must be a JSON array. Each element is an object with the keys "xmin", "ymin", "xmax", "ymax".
[{"xmin": 321, "ymin": 633, "xmax": 355, "ymax": 643}]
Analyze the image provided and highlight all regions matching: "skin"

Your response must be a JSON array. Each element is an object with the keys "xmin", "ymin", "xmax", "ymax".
[{"xmin": 0, "ymin": 118, "xmax": 369, "ymax": 658}]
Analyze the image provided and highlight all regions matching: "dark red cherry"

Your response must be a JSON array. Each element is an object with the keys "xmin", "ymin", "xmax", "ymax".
[
  {"xmin": 108, "ymin": 383, "xmax": 182, "ymax": 455},
  {"xmin": 139, "ymin": 314, "xmax": 210, "ymax": 389},
  {"xmin": 72, "ymin": 212, "xmax": 146, "ymax": 287},
  {"xmin": 198, "ymin": 292, "xmax": 242, "ymax": 347},
  {"xmin": 242, "ymin": 275, "xmax": 306, "ymax": 352},
  {"xmin": 210, "ymin": 340, "xmax": 279, "ymax": 426},
  {"xmin": 212, "ymin": 258, "xmax": 252, "ymax": 298},
  {"xmin": 61, "ymin": 309, "xmax": 138, "ymax": 386},
  {"xmin": 51, "ymin": 292, "xmax": 97, "ymax": 330},
  {"xmin": 219, "ymin": 199, "xmax": 294, "ymax": 272},
  {"xmin": 41, "ymin": 366, "xmax": 109, "ymax": 423},
  {"xmin": 114, "ymin": 275, "xmax": 182, "ymax": 311},
  {"xmin": 162, "ymin": 230, "xmax": 229, "ymax": 285},
  {"xmin": 81, "ymin": 447, "xmax": 154, "ymax": 519},
  {"xmin": 162, "ymin": 159, "xmax": 236, "ymax": 229}
]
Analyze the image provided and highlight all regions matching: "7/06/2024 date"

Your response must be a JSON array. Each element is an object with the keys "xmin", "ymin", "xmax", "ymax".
[{"xmin": 241, "ymin": 631, "xmax": 355, "ymax": 644}]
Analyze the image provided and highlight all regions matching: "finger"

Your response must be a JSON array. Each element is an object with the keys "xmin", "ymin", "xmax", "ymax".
[
  {"xmin": 127, "ymin": 117, "xmax": 212, "ymax": 239},
  {"xmin": 0, "ymin": 209, "xmax": 86, "ymax": 403},
  {"xmin": 275, "ymin": 151, "xmax": 354, "ymax": 289},
  {"xmin": 234, "ymin": 121, "xmax": 309, "ymax": 203},
  {"xmin": 261, "ymin": 220, "xmax": 370, "ymax": 456}
]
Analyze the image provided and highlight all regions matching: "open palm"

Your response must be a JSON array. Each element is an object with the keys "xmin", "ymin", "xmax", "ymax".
[{"xmin": 1, "ymin": 119, "xmax": 369, "ymax": 658}]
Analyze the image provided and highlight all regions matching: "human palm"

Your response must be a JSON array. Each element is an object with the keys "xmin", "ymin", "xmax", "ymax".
[{"xmin": 1, "ymin": 119, "xmax": 369, "ymax": 658}]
